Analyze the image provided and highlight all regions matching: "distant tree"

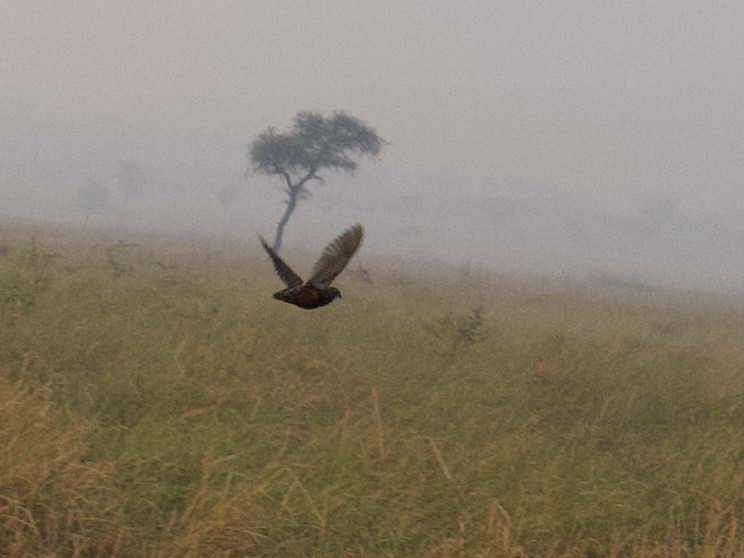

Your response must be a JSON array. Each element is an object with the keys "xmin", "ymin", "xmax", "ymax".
[
  {"xmin": 114, "ymin": 159, "xmax": 160, "ymax": 207},
  {"xmin": 249, "ymin": 110, "xmax": 384, "ymax": 251},
  {"xmin": 115, "ymin": 159, "xmax": 144, "ymax": 201},
  {"xmin": 638, "ymin": 197, "xmax": 680, "ymax": 234},
  {"xmin": 216, "ymin": 186, "xmax": 238, "ymax": 209},
  {"xmin": 78, "ymin": 182, "xmax": 115, "ymax": 220}
]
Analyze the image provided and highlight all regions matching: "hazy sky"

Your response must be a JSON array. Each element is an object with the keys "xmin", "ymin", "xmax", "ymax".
[
  {"xmin": 2, "ymin": 2, "xmax": 744, "ymax": 293},
  {"xmin": 3, "ymin": 1, "xmax": 742, "ymax": 214}
]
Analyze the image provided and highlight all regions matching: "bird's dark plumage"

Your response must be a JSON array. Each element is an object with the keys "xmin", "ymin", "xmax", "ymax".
[{"xmin": 259, "ymin": 224, "xmax": 364, "ymax": 309}]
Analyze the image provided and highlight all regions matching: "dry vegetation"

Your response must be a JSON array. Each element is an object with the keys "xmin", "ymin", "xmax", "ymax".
[{"xmin": 1, "ymin": 224, "xmax": 744, "ymax": 557}]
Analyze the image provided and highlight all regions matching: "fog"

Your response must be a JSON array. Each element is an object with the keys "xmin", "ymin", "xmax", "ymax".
[{"xmin": 1, "ymin": 2, "xmax": 743, "ymax": 294}]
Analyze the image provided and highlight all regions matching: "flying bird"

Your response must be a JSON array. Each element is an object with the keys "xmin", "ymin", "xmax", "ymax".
[{"xmin": 259, "ymin": 224, "xmax": 364, "ymax": 309}]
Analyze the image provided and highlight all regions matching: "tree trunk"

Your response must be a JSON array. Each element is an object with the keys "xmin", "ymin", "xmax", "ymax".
[
  {"xmin": 273, "ymin": 187, "xmax": 299, "ymax": 252},
  {"xmin": 271, "ymin": 170, "xmax": 317, "ymax": 252}
]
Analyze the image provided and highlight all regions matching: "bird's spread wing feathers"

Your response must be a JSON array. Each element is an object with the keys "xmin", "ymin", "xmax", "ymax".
[
  {"xmin": 259, "ymin": 236, "xmax": 304, "ymax": 288},
  {"xmin": 308, "ymin": 224, "xmax": 364, "ymax": 289}
]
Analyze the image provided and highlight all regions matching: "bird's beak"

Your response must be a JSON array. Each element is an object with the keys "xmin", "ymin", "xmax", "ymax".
[{"xmin": 338, "ymin": 292, "xmax": 343, "ymax": 299}]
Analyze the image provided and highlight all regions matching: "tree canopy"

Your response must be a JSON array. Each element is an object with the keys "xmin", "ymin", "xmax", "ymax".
[
  {"xmin": 249, "ymin": 111, "xmax": 384, "ymax": 250},
  {"xmin": 251, "ymin": 111, "xmax": 382, "ymax": 178}
]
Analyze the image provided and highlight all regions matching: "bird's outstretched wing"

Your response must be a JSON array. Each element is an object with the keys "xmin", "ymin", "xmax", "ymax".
[
  {"xmin": 259, "ymin": 236, "xmax": 303, "ymax": 288},
  {"xmin": 308, "ymin": 224, "xmax": 364, "ymax": 289}
]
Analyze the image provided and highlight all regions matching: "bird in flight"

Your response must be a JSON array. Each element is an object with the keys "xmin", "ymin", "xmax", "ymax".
[{"xmin": 259, "ymin": 224, "xmax": 364, "ymax": 309}]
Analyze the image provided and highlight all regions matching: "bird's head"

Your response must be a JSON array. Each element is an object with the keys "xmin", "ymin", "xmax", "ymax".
[{"xmin": 328, "ymin": 287, "xmax": 342, "ymax": 300}]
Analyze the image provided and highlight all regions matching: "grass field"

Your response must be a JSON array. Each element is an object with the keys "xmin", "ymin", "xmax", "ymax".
[{"xmin": 1, "ymin": 224, "xmax": 744, "ymax": 557}]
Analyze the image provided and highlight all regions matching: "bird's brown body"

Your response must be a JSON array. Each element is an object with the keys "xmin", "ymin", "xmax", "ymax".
[
  {"xmin": 272, "ymin": 284, "xmax": 341, "ymax": 309},
  {"xmin": 259, "ymin": 225, "xmax": 364, "ymax": 309}
]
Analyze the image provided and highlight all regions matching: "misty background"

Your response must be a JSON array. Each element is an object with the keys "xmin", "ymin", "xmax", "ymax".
[{"xmin": 1, "ymin": 2, "xmax": 742, "ymax": 293}]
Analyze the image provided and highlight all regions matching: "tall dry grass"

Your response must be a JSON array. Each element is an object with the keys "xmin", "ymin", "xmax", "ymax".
[{"xmin": 1, "ymin": 225, "xmax": 744, "ymax": 556}]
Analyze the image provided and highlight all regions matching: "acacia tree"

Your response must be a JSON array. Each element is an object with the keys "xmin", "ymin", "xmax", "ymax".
[{"xmin": 249, "ymin": 110, "xmax": 383, "ymax": 251}]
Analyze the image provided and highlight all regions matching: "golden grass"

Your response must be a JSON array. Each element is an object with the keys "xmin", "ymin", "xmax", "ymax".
[{"xmin": 1, "ymin": 224, "xmax": 744, "ymax": 556}]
